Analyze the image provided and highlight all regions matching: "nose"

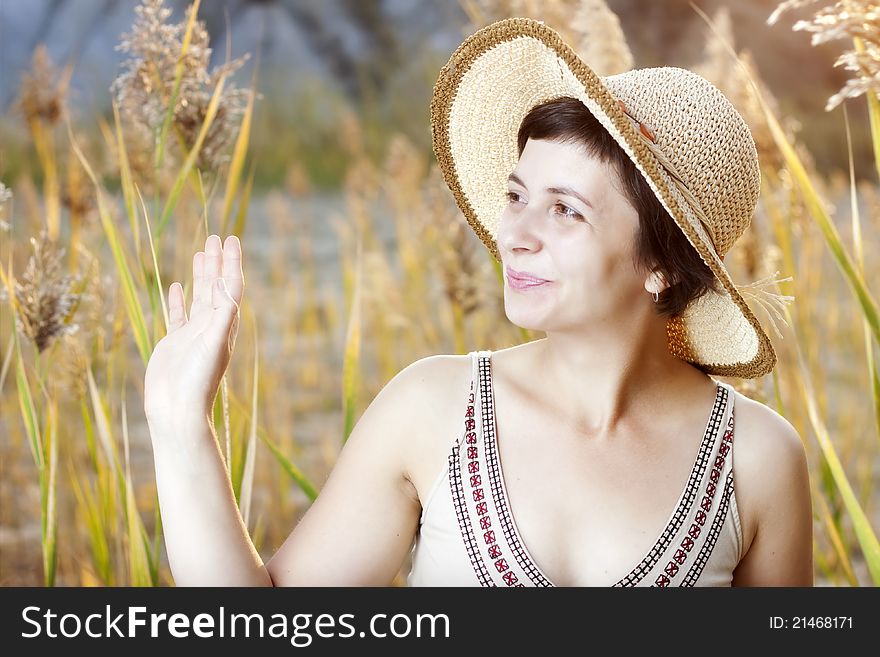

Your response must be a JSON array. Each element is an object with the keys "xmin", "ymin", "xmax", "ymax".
[{"xmin": 498, "ymin": 205, "xmax": 543, "ymax": 256}]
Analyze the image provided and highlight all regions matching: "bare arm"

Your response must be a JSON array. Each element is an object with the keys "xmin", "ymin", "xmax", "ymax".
[
  {"xmin": 263, "ymin": 357, "xmax": 455, "ymax": 585},
  {"xmin": 148, "ymin": 355, "xmax": 449, "ymax": 586},
  {"xmin": 145, "ymin": 234, "xmax": 458, "ymax": 586},
  {"xmin": 149, "ymin": 415, "xmax": 273, "ymax": 586},
  {"xmin": 731, "ymin": 399, "xmax": 813, "ymax": 586}
]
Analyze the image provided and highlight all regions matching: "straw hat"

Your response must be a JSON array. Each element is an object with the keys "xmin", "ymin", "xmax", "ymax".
[{"xmin": 431, "ymin": 17, "xmax": 785, "ymax": 379}]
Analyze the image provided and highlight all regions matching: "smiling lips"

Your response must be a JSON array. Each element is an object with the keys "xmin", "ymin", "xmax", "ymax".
[{"xmin": 505, "ymin": 266, "xmax": 551, "ymax": 290}]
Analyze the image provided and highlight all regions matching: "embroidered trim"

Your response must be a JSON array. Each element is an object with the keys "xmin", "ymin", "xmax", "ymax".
[
  {"xmin": 479, "ymin": 356, "xmax": 552, "ymax": 587},
  {"xmin": 616, "ymin": 384, "xmax": 729, "ymax": 587},
  {"xmin": 680, "ymin": 469, "xmax": 735, "ymax": 586},
  {"xmin": 654, "ymin": 410, "xmax": 735, "ymax": 587},
  {"xmin": 467, "ymin": 359, "xmax": 522, "ymax": 587},
  {"xmin": 449, "ymin": 351, "xmax": 736, "ymax": 588},
  {"xmin": 449, "ymin": 382, "xmax": 494, "ymax": 587}
]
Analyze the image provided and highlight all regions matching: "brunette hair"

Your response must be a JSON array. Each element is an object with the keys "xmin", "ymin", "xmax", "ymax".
[{"xmin": 516, "ymin": 96, "xmax": 721, "ymax": 317}]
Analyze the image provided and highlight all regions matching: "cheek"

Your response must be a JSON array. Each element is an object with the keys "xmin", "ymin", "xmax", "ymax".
[
  {"xmin": 553, "ymin": 237, "xmax": 610, "ymax": 279},
  {"xmin": 555, "ymin": 236, "xmax": 634, "ymax": 290}
]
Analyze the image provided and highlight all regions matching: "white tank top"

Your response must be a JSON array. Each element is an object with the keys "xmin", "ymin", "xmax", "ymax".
[{"xmin": 408, "ymin": 350, "xmax": 745, "ymax": 586}]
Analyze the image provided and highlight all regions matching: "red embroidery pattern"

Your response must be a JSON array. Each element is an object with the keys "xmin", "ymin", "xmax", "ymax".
[
  {"xmin": 654, "ymin": 404, "xmax": 735, "ymax": 587},
  {"xmin": 446, "ymin": 352, "xmax": 738, "ymax": 589},
  {"xmin": 448, "ymin": 383, "xmax": 493, "ymax": 586},
  {"xmin": 461, "ymin": 381, "xmax": 520, "ymax": 587},
  {"xmin": 478, "ymin": 356, "xmax": 550, "ymax": 587},
  {"xmin": 619, "ymin": 382, "xmax": 727, "ymax": 587},
  {"xmin": 682, "ymin": 470, "xmax": 736, "ymax": 586}
]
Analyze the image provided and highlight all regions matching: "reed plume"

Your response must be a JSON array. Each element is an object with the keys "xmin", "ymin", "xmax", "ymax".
[
  {"xmin": 426, "ymin": 166, "xmax": 487, "ymax": 327},
  {"xmin": 467, "ymin": 0, "xmax": 633, "ymax": 74},
  {"xmin": 111, "ymin": 0, "xmax": 250, "ymax": 175},
  {"xmin": 769, "ymin": 0, "xmax": 880, "ymax": 111},
  {"xmin": 12, "ymin": 231, "xmax": 84, "ymax": 353},
  {"xmin": 18, "ymin": 45, "xmax": 67, "ymax": 127}
]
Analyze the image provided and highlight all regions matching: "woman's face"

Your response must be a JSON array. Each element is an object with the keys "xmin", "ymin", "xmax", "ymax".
[{"xmin": 497, "ymin": 137, "xmax": 650, "ymax": 333}]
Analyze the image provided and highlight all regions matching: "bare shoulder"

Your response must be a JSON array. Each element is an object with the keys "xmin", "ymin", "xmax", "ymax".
[
  {"xmin": 731, "ymin": 390, "xmax": 806, "ymax": 469},
  {"xmin": 263, "ymin": 352, "xmax": 475, "ymax": 585},
  {"xmin": 728, "ymin": 387, "xmax": 813, "ymax": 585},
  {"xmin": 730, "ymin": 390, "xmax": 807, "ymax": 542},
  {"xmin": 376, "ymin": 353, "xmax": 474, "ymax": 492},
  {"xmin": 381, "ymin": 353, "xmax": 473, "ymax": 420}
]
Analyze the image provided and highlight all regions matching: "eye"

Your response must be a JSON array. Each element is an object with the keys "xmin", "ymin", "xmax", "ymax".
[
  {"xmin": 554, "ymin": 202, "xmax": 583, "ymax": 221},
  {"xmin": 506, "ymin": 190, "xmax": 524, "ymax": 204}
]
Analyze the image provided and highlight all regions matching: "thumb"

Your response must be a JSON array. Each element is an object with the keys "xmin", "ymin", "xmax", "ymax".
[
  {"xmin": 211, "ymin": 277, "xmax": 240, "ymax": 336},
  {"xmin": 211, "ymin": 276, "xmax": 240, "ymax": 314},
  {"xmin": 206, "ymin": 277, "xmax": 240, "ymax": 353}
]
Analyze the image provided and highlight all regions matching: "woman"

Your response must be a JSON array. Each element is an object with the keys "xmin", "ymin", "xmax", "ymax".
[{"xmin": 143, "ymin": 18, "xmax": 812, "ymax": 586}]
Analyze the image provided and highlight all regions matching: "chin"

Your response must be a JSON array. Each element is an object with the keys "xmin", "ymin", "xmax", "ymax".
[{"xmin": 503, "ymin": 297, "xmax": 553, "ymax": 332}]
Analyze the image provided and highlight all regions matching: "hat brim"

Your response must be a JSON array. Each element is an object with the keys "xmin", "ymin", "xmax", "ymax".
[{"xmin": 431, "ymin": 18, "xmax": 776, "ymax": 379}]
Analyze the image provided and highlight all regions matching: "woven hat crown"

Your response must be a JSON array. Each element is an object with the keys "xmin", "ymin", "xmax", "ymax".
[{"xmin": 602, "ymin": 67, "xmax": 761, "ymax": 259}]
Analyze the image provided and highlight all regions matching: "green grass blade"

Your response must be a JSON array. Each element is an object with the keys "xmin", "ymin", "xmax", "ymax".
[
  {"xmin": 0, "ymin": 332, "xmax": 13, "ymax": 393},
  {"xmin": 0, "ymin": 259, "xmax": 44, "ymax": 471},
  {"xmin": 341, "ymin": 238, "xmax": 363, "ymax": 443},
  {"xmin": 259, "ymin": 430, "xmax": 318, "ymax": 502},
  {"xmin": 233, "ymin": 161, "xmax": 256, "ymax": 237},
  {"xmin": 813, "ymin": 478, "xmax": 859, "ymax": 585},
  {"xmin": 221, "ymin": 85, "xmax": 255, "ymax": 234},
  {"xmin": 155, "ymin": 0, "xmax": 202, "ymax": 171},
  {"xmin": 41, "ymin": 401, "xmax": 58, "ymax": 586},
  {"xmin": 239, "ymin": 313, "xmax": 259, "ymax": 529},
  {"xmin": 79, "ymin": 387, "xmax": 100, "ymax": 471},
  {"xmin": 692, "ymin": 2, "xmax": 880, "ymax": 347},
  {"xmin": 785, "ymin": 304, "xmax": 880, "ymax": 584},
  {"xmin": 68, "ymin": 121, "xmax": 153, "ymax": 364},
  {"xmin": 86, "ymin": 366, "xmax": 123, "ymax": 486},
  {"xmin": 151, "ymin": 490, "xmax": 164, "ymax": 584},
  {"xmin": 157, "ymin": 70, "xmax": 229, "ymax": 237},
  {"xmin": 844, "ymin": 104, "xmax": 880, "ymax": 444},
  {"xmin": 112, "ymin": 101, "xmax": 139, "ymax": 250},
  {"xmin": 14, "ymin": 337, "xmax": 44, "ymax": 471},
  {"xmin": 135, "ymin": 184, "xmax": 169, "ymax": 333},
  {"xmin": 852, "ymin": 36, "xmax": 880, "ymax": 183},
  {"xmin": 121, "ymin": 398, "xmax": 154, "ymax": 586},
  {"xmin": 763, "ymin": 110, "xmax": 880, "ymax": 346},
  {"xmin": 67, "ymin": 459, "xmax": 111, "ymax": 584}
]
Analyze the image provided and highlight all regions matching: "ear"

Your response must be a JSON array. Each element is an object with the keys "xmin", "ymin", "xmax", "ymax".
[{"xmin": 644, "ymin": 269, "xmax": 670, "ymax": 295}]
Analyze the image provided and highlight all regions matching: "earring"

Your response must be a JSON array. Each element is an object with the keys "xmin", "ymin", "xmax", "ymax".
[{"xmin": 652, "ymin": 290, "xmax": 659, "ymax": 303}]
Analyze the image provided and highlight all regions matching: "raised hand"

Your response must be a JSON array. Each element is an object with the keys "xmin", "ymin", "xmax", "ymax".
[{"xmin": 144, "ymin": 234, "xmax": 244, "ymax": 431}]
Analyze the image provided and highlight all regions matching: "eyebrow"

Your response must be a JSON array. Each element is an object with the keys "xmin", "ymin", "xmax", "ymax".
[{"xmin": 507, "ymin": 173, "xmax": 594, "ymax": 209}]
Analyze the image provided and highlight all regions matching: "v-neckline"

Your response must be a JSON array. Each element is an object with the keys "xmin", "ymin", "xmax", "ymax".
[{"xmin": 478, "ymin": 351, "xmax": 728, "ymax": 587}]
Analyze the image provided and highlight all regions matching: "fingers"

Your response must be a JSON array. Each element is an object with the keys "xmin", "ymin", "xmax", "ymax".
[
  {"xmin": 206, "ymin": 276, "xmax": 241, "ymax": 354},
  {"xmin": 168, "ymin": 281, "xmax": 187, "ymax": 331},
  {"xmin": 192, "ymin": 234, "xmax": 243, "ymax": 320},
  {"xmin": 211, "ymin": 275, "xmax": 239, "ymax": 313},
  {"xmin": 221, "ymin": 235, "xmax": 244, "ymax": 306},
  {"xmin": 191, "ymin": 251, "xmax": 205, "ymax": 317},
  {"xmin": 202, "ymin": 234, "xmax": 222, "ymax": 304}
]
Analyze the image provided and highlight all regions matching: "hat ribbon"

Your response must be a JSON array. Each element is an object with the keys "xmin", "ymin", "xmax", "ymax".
[
  {"xmin": 616, "ymin": 100, "xmax": 794, "ymax": 333},
  {"xmin": 615, "ymin": 99, "xmax": 721, "ymax": 260}
]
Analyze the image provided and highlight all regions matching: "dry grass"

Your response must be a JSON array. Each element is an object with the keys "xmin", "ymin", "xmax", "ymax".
[{"xmin": 0, "ymin": 0, "xmax": 877, "ymax": 587}]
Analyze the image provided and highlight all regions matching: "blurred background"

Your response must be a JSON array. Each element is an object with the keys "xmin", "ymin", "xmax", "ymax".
[
  {"xmin": 0, "ymin": 0, "xmax": 878, "ymax": 587},
  {"xmin": 1, "ymin": 0, "xmax": 875, "ymax": 185}
]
